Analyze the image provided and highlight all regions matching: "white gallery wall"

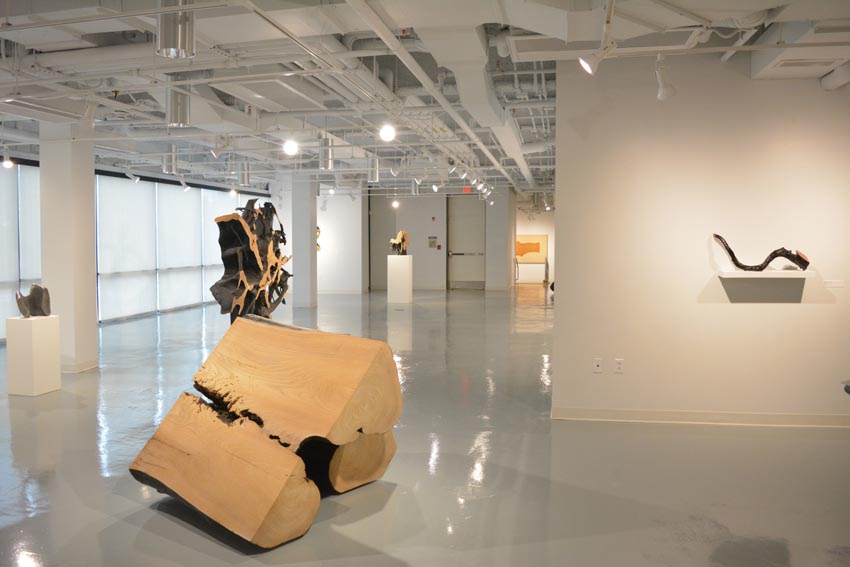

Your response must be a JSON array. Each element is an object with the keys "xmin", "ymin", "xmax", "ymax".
[
  {"xmin": 316, "ymin": 192, "xmax": 368, "ymax": 293},
  {"xmin": 554, "ymin": 55, "xmax": 850, "ymax": 425},
  {"xmin": 370, "ymin": 195, "xmax": 447, "ymax": 290},
  {"xmin": 515, "ymin": 209, "xmax": 555, "ymax": 283}
]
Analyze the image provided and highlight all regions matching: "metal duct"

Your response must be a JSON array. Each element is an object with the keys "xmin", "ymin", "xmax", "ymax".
[
  {"xmin": 319, "ymin": 137, "xmax": 333, "ymax": 171},
  {"xmin": 367, "ymin": 156, "xmax": 379, "ymax": 183},
  {"xmin": 157, "ymin": 0, "xmax": 196, "ymax": 59},
  {"xmin": 162, "ymin": 144, "xmax": 177, "ymax": 174},
  {"xmin": 166, "ymin": 87, "xmax": 190, "ymax": 127},
  {"xmin": 239, "ymin": 161, "xmax": 250, "ymax": 186}
]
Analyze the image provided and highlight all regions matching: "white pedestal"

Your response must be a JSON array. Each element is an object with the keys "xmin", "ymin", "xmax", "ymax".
[
  {"xmin": 6, "ymin": 315, "xmax": 61, "ymax": 396},
  {"xmin": 387, "ymin": 255, "xmax": 413, "ymax": 304}
]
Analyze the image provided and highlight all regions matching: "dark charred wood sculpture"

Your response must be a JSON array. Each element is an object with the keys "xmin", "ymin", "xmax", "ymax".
[
  {"xmin": 390, "ymin": 230, "xmax": 408, "ymax": 255},
  {"xmin": 210, "ymin": 199, "xmax": 291, "ymax": 323},
  {"xmin": 713, "ymin": 233, "xmax": 810, "ymax": 272},
  {"xmin": 16, "ymin": 284, "xmax": 51, "ymax": 318}
]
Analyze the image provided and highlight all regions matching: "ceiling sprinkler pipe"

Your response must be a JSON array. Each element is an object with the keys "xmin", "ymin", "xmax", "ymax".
[{"xmin": 157, "ymin": 0, "xmax": 196, "ymax": 59}]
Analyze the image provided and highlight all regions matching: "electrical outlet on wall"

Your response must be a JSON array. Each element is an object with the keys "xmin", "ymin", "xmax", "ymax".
[
  {"xmin": 592, "ymin": 357, "xmax": 603, "ymax": 374},
  {"xmin": 615, "ymin": 358, "xmax": 624, "ymax": 374}
]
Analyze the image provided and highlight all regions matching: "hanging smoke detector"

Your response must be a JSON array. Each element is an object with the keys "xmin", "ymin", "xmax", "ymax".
[{"xmin": 157, "ymin": 0, "xmax": 196, "ymax": 59}]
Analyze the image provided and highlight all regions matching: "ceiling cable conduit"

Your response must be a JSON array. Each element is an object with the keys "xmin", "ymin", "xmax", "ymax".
[{"xmin": 344, "ymin": 0, "xmax": 515, "ymax": 188}]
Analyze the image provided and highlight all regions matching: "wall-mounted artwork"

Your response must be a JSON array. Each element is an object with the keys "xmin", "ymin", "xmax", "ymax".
[
  {"xmin": 516, "ymin": 234, "xmax": 548, "ymax": 264},
  {"xmin": 713, "ymin": 233, "xmax": 810, "ymax": 271}
]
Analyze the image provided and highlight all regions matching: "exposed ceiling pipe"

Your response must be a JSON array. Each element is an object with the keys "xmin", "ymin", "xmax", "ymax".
[
  {"xmin": 521, "ymin": 140, "xmax": 555, "ymax": 154},
  {"xmin": 166, "ymin": 83, "xmax": 190, "ymax": 127},
  {"xmin": 163, "ymin": 144, "xmax": 178, "ymax": 174},
  {"xmin": 157, "ymin": 0, "xmax": 197, "ymax": 59},
  {"xmin": 345, "ymin": 0, "xmax": 515, "ymax": 188}
]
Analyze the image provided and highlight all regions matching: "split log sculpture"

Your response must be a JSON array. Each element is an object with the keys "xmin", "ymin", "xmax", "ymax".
[
  {"xmin": 390, "ymin": 230, "xmax": 408, "ymax": 255},
  {"xmin": 15, "ymin": 284, "xmax": 51, "ymax": 318},
  {"xmin": 713, "ymin": 233, "xmax": 810, "ymax": 271},
  {"xmin": 130, "ymin": 315, "xmax": 403, "ymax": 548},
  {"xmin": 210, "ymin": 199, "xmax": 291, "ymax": 323}
]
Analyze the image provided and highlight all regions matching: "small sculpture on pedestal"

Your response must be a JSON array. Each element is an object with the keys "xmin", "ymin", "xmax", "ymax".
[
  {"xmin": 15, "ymin": 284, "xmax": 51, "ymax": 318},
  {"xmin": 390, "ymin": 230, "xmax": 409, "ymax": 255}
]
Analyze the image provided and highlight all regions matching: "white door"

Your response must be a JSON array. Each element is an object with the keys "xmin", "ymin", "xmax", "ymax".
[{"xmin": 448, "ymin": 195, "xmax": 485, "ymax": 289}]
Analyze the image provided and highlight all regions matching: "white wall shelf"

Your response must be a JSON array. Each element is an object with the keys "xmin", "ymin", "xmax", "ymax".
[{"xmin": 717, "ymin": 270, "xmax": 813, "ymax": 279}]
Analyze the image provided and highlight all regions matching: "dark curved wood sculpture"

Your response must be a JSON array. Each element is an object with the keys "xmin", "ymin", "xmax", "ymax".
[
  {"xmin": 713, "ymin": 233, "xmax": 810, "ymax": 271},
  {"xmin": 16, "ymin": 284, "xmax": 51, "ymax": 318},
  {"xmin": 210, "ymin": 199, "xmax": 291, "ymax": 323},
  {"xmin": 390, "ymin": 230, "xmax": 408, "ymax": 255},
  {"xmin": 130, "ymin": 315, "xmax": 402, "ymax": 549}
]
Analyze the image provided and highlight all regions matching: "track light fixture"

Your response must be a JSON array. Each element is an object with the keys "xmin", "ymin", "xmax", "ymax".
[
  {"xmin": 328, "ymin": 188, "xmax": 335, "ymax": 195},
  {"xmin": 379, "ymin": 123, "xmax": 396, "ymax": 142},
  {"xmin": 125, "ymin": 172, "xmax": 140, "ymax": 183},
  {"xmin": 413, "ymin": 177, "xmax": 422, "ymax": 186},
  {"xmin": 210, "ymin": 148, "xmax": 219, "ymax": 159},
  {"xmin": 471, "ymin": 178, "xmax": 478, "ymax": 185},
  {"xmin": 2, "ymin": 154, "xmax": 14, "ymax": 169},
  {"xmin": 283, "ymin": 139, "xmax": 299, "ymax": 156},
  {"xmin": 655, "ymin": 54, "xmax": 677, "ymax": 102},
  {"xmin": 448, "ymin": 165, "xmax": 457, "ymax": 174},
  {"xmin": 460, "ymin": 171, "xmax": 468, "ymax": 180},
  {"xmin": 477, "ymin": 182, "xmax": 485, "ymax": 191},
  {"xmin": 489, "ymin": 200, "xmax": 495, "ymax": 206},
  {"xmin": 392, "ymin": 199, "xmax": 400, "ymax": 209},
  {"xmin": 180, "ymin": 178, "xmax": 189, "ymax": 191},
  {"xmin": 578, "ymin": 40, "xmax": 616, "ymax": 76},
  {"xmin": 432, "ymin": 183, "xmax": 439, "ymax": 192},
  {"xmin": 229, "ymin": 189, "xmax": 237, "ymax": 196},
  {"xmin": 390, "ymin": 166, "xmax": 399, "ymax": 177}
]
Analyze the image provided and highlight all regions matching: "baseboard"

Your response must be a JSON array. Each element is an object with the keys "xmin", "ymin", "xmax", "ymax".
[
  {"xmin": 551, "ymin": 407, "xmax": 850, "ymax": 428},
  {"xmin": 62, "ymin": 359, "xmax": 99, "ymax": 374}
]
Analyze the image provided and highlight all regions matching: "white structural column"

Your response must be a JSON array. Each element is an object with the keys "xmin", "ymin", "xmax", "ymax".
[
  {"xmin": 39, "ymin": 123, "xmax": 98, "ymax": 373},
  {"xmin": 485, "ymin": 188, "xmax": 516, "ymax": 290},
  {"xmin": 291, "ymin": 175, "xmax": 318, "ymax": 307}
]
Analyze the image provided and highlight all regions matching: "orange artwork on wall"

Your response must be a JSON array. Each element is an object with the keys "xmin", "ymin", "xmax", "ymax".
[{"xmin": 516, "ymin": 234, "xmax": 548, "ymax": 264}]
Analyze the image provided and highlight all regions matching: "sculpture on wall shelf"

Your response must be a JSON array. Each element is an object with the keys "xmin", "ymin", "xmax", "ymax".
[
  {"xmin": 713, "ymin": 233, "xmax": 810, "ymax": 272},
  {"xmin": 210, "ymin": 199, "xmax": 291, "ymax": 323},
  {"xmin": 15, "ymin": 284, "xmax": 51, "ymax": 318},
  {"xmin": 390, "ymin": 230, "xmax": 408, "ymax": 255}
]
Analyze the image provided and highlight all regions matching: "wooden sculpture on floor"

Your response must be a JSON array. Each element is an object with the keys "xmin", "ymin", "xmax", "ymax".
[
  {"xmin": 15, "ymin": 284, "xmax": 51, "ymax": 318},
  {"xmin": 130, "ymin": 315, "xmax": 403, "ymax": 549},
  {"xmin": 210, "ymin": 199, "xmax": 291, "ymax": 323},
  {"xmin": 390, "ymin": 230, "xmax": 409, "ymax": 255}
]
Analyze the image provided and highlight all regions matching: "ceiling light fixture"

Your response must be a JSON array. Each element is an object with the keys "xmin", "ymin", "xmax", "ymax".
[
  {"xmin": 328, "ymin": 187, "xmax": 335, "ymax": 195},
  {"xmin": 379, "ymin": 123, "xmax": 396, "ymax": 142},
  {"xmin": 210, "ymin": 148, "xmax": 219, "ymax": 159},
  {"xmin": 413, "ymin": 177, "xmax": 422, "ymax": 186},
  {"xmin": 471, "ymin": 178, "xmax": 478, "ymax": 185},
  {"xmin": 545, "ymin": 205, "xmax": 551, "ymax": 211},
  {"xmin": 230, "ymin": 189, "xmax": 237, "ymax": 196},
  {"xmin": 460, "ymin": 171, "xmax": 468, "ymax": 180},
  {"xmin": 392, "ymin": 199, "xmax": 400, "ymax": 209},
  {"xmin": 283, "ymin": 139, "xmax": 299, "ymax": 156},
  {"xmin": 180, "ymin": 178, "xmax": 189, "ymax": 191},
  {"xmin": 655, "ymin": 54, "xmax": 677, "ymax": 102},
  {"xmin": 477, "ymin": 182, "xmax": 485, "ymax": 191},
  {"xmin": 489, "ymin": 200, "xmax": 495, "ymax": 206},
  {"xmin": 579, "ymin": 40, "xmax": 616, "ymax": 76},
  {"xmin": 432, "ymin": 183, "xmax": 439, "ymax": 192},
  {"xmin": 448, "ymin": 165, "xmax": 457, "ymax": 174},
  {"xmin": 125, "ymin": 172, "xmax": 139, "ymax": 183},
  {"xmin": 579, "ymin": 0, "xmax": 617, "ymax": 76},
  {"xmin": 390, "ymin": 166, "xmax": 399, "ymax": 177},
  {"xmin": 2, "ymin": 154, "xmax": 14, "ymax": 169}
]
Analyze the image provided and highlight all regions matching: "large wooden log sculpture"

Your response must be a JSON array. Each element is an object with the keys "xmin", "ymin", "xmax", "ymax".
[{"xmin": 130, "ymin": 316, "xmax": 402, "ymax": 548}]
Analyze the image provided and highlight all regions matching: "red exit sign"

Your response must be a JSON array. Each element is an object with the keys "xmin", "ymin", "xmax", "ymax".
[{"xmin": 462, "ymin": 186, "xmax": 471, "ymax": 193}]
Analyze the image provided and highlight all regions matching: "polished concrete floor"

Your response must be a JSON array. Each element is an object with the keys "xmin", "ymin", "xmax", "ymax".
[{"xmin": 1, "ymin": 287, "xmax": 849, "ymax": 566}]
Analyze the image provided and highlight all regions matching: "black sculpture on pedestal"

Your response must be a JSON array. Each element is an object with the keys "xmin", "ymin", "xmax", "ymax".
[
  {"xmin": 713, "ymin": 234, "xmax": 810, "ymax": 271},
  {"xmin": 210, "ymin": 199, "xmax": 291, "ymax": 323},
  {"xmin": 16, "ymin": 284, "xmax": 51, "ymax": 318}
]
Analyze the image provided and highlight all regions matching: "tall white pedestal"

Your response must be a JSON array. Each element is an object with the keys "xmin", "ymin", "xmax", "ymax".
[
  {"xmin": 387, "ymin": 255, "xmax": 413, "ymax": 304},
  {"xmin": 6, "ymin": 316, "xmax": 61, "ymax": 396}
]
